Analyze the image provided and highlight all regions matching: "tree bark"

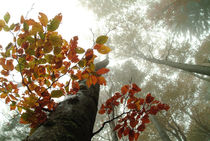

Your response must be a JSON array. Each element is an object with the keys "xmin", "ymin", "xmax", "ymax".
[
  {"xmin": 26, "ymin": 81, "xmax": 100, "ymax": 141},
  {"xmin": 150, "ymin": 115, "xmax": 171, "ymax": 141},
  {"xmin": 139, "ymin": 54, "xmax": 210, "ymax": 76}
]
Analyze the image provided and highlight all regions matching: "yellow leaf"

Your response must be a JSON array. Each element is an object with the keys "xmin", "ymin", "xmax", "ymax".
[
  {"xmin": 0, "ymin": 20, "xmax": 5, "ymax": 31},
  {"xmin": 97, "ymin": 45, "xmax": 111, "ymax": 54},
  {"xmin": 38, "ymin": 12, "xmax": 48, "ymax": 26},
  {"xmin": 89, "ymin": 63, "xmax": 95, "ymax": 72}
]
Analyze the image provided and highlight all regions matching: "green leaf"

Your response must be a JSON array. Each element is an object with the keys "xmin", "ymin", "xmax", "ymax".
[
  {"xmin": 53, "ymin": 46, "xmax": 61, "ymax": 55},
  {"xmin": 96, "ymin": 35, "xmax": 108, "ymax": 44},
  {"xmin": 78, "ymin": 59, "xmax": 86, "ymax": 68},
  {"xmin": 23, "ymin": 22, "xmax": 29, "ymax": 32},
  {"xmin": 76, "ymin": 47, "xmax": 85, "ymax": 54},
  {"xmin": 51, "ymin": 90, "xmax": 63, "ymax": 98},
  {"xmin": 4, "ymin": 12, "xmax": 10, "ymax": 23},
  {"xmin": 10, "ymin": 23, "xmax": 15, "ymax": 30},
  {"xmin": 47, "ymin": 18, "xmax": 60, "ymax": 32},
  {"xmin": 3, "ymin": 25, "xmax": 10, "ymax": 31}
]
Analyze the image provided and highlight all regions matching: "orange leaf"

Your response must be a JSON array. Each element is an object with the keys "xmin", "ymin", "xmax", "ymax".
[
  {"xmin": 10, "ymin": 104, "xmax": 16, "ymax": 110},
  {"xmin": 98, "ymin": 104, "xmax": 106, "ymax": 114},
  {"xmin": 93, "ymin": 44, "xmax": 102, "ymax": 50},
  {"xmin": 91, "ymin": 75, "xmax": 97, "ymax": 85},
  {"xmin": 9, "ymin": 94, "xmax": 17, "ymax": 101},
  {"xmin": 38, "ymin": 12, "xmax": 48, "ymax": 26},
  {"xmin": 96, "ymin": 68, "xmax": 110, "ymax": 75},
  {"xmin": 121, "ymin": 85, "xmax": 129, "ymax": 95},
  {"xmin": 5, "ymin": 96, "xmax": 10, "ymax": 104},
  {"xmin": 1, "ymin": 70, "xmax": 9, "ymax": 76},
  {"xmin": 97, "ymin": 76, "xmax": 106, "ymax": 85},
  {"xmin": 0, "ymin": 93, "xmax": 7, "ymax": 98},
  {"xmin": 86, "ymin": 77, "xmax": 92, "ymax": 88}
]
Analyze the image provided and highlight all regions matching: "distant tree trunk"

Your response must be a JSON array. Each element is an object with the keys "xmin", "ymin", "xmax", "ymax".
[
  {"xmin": 139, "ymin": 54, "xmax": 210, "ymax": 76},
  {"xmin": 150, "ymin": 115, "xmax": 171, "ymax": 141},
  {"xmin": 26, "ymin": 81, "xmax": 100, "ymax": 141}
]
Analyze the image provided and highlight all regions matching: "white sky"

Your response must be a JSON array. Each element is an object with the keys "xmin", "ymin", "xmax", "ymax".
[{"xmin": 0, "ymin": 0, "xmax": 98, "ymax": 125}]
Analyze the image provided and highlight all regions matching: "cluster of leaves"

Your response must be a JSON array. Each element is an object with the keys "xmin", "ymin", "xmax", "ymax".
[
  {"xmin": 99, "ymin": 83, "xmax": 170, "ymax": 141},
  {"xmin": 0, "ymin": 12, "xmax": 110, "ymax": 130}
]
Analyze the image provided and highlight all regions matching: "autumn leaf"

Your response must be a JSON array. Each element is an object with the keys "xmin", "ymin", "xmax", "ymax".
[
  {"xmin": 121, "ymin": 85, "xmax": 129, "ymax": 95},
  {"xmin": 4, "ymin": 12, "xmax": 10, "ymax": 23},
  {"xmin": 97, "ymin": 45, "xmax": 111, "ymax": 54},
  {"xmin": 0, "ymin": 93, "xmax": 7, "ymax": 98},
  {"xmin": 137, "ymin": 124, "xmax": 145, "ymax": 132},
  {"xmin": 75, "ymin": 47, "xmax": 85, "ymax": 54},
  {"xmin": 96, "ymin": 35, "xmax": 108, "ymax": 44},
  {"xmin": 97, "ymin": 76, "xmax": 106, "ymax": 85},
  {"xmin": 38, "ymin": 12, "xmax": 48, "ymax": 26},
  {"xmin": 47, "ymin": 13, "xmax": 62, "ymax": 31},
  {"xmin": 51, "ymin": 90, "xmax": 63, "ymax": 98},
  {"xmin": 146, "ymin": 93, "xmax": 154, "ymax": 103},
  {"xmin": 0, "ymin": 20, "xmax": 5, "ymax": 31},
  {"xmin": 98, "ymin": 104, "xmax": 106, "ymax": 114},
  {"xmin": 96, "ymin": 68, "xmax": 110, "ymax": 75},
  {"xmin": 132, "ymin": 83, "xmax": 141, "ymax": 93}
]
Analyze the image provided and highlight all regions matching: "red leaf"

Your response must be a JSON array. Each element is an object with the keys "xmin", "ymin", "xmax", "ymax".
[
  {"xmin": 127, "ymin": 103, "xmax": 136, "ymax": 109},
  {"xmin": 149, "ymin": 106, "xmax": 159, "ymax": 115},
  {"xmin": 85, "ymin": 49, "xmax": 93, "ymax": 61},
  {"xmin": 132, "ymin": 83, "xmax": 141, "ymax": 93},
  {"xmin": 123, "ymin": 127, "xmax": 130, "ymax": 136},
  {"xmin": 118, "ymin": 127, "xmax": 124, "ymax": 139},
  {"xmin": 96, "ymin": 68, "xmax": 110, "ymax": 75},
  {"xmin": 146, "ymin": 93, "xmax": 154, "ymax": 103},
  {"xmin": 137, "ymin": 124, "xmax": 145, "ymax": 132},
  {"xmin": 134, "ymin": 132, "xmax": 140, "ymax": 141},
  {"xmin": 130, "ymin": 119, "xmax": 138, "ymax": 128},
  {"xmin": 141, "ymin": 114, "xmax": 150, "ymax": 124},
  {"xmin": 114, "ymin": 124, "xmax": 122, "ymax": 131},
  {"xmin": 121, "ymin": 85, "xmax": 129, "ymax": 95},
  {"xmin": 129, "ymin": 130, "xmax": 135, "ymax": 141}
]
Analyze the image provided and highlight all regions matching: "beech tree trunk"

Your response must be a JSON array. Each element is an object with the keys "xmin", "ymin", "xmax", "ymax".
[
  {"xmin": 26, "ymin": 81, "xmax": 100, "ymax": 141},
  {"xmin": 139, "ymin": 54, "xmax": 210, "ymax": 76},
  {"xmin": 150, "ymin": 115, "xmax": 171, "ymax": 141}
]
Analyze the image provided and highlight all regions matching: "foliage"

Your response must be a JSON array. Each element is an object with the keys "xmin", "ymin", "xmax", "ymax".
[
  {"xmin": 148, "ymin": 0, "xmax": 210, "ymax": 36},
  {"xmin": 0, "ymin": 12, "xmax": 169, "ymax": 140},
  {"xmin": 98, "ymin": 83, "xmax": 169, "ymax": 141}
]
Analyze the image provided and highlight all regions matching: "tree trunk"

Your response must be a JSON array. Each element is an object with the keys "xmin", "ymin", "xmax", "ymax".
[
  {"xmin": 139, "ymin": 54, "xmax": 210, "ymax": 76},
  {"xmin": 150, "ymin": 115, "xmax": 171, "ymax": 141},
  {"xmin": 25, "ymin": 58, "xmax": 109, "ymax": 141},
  {"xmin": 26, "ymin": 81, "xmax": 100, "ymax": 141}
]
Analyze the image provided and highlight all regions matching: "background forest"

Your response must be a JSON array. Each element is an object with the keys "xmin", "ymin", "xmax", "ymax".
[{"xmin": 0, "ymin": 0, "xmax": 209, "ymax": 141}]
